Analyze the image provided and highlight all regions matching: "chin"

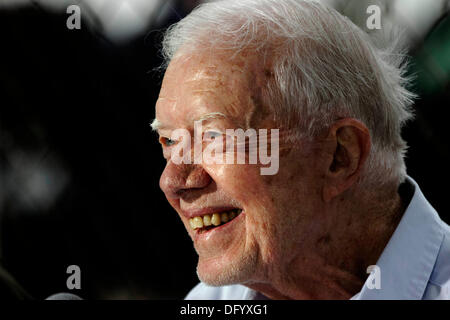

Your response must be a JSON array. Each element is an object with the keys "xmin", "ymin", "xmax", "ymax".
[{"xmin": 195, "ymin": 249, "xmax": 259, "ymax": 286}]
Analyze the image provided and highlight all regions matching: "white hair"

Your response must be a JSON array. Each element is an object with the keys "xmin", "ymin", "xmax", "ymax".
[{"xmin": 160, "ymin": 0, "xmax": 416, "ymax": 188}]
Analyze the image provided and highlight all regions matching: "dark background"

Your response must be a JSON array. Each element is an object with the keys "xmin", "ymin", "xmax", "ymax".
[{"xmin": 0, "ymin": 2, "xmax": 449, "ymax": 299}]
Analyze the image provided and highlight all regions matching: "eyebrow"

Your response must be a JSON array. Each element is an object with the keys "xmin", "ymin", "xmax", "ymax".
[
  {"xmin": 150, "ymin": 118, "xmax": 163, "ymax": 131},
  {"xmin": 150, "ymin": 112, "xmax": 227, "ymax": 132},
  {"xmin": 194, "ymin": 112, "xmax": 227, "ymax": 123}
]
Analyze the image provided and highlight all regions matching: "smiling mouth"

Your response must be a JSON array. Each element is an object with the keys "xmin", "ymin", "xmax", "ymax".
[{"xmin": 189, "ymin": 208, "xmax": 243, "ymax": 233}]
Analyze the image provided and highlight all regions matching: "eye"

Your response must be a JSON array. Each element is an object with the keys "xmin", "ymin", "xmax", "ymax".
[
  {"xmin": 203, "ymin": 131, "xmax": 222, "ymax": 141},
  {"xmin": 160, "ymin": 136, "xmax": 177, "ymax": 147}
]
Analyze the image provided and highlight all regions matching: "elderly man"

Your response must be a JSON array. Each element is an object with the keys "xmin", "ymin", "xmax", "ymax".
[{"xmin": 151, "ymin": 0, "xmax": 450, "ymax": 299}]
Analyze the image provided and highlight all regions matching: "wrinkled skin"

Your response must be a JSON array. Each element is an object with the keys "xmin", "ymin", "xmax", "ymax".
[{"xmin": 154, "ymin": 50, "xmax": 404, "ymax": 299}]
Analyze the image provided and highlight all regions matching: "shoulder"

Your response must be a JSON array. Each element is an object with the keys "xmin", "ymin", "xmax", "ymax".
[
  {"xmin": 184, "ymin": 282, "xmax": 253, "ymax": 300},
  {"xmin": 425, "ymin": 223, "xmax": 450, "ymax": 299},
  {"xmin": 429, "ymin": 223, "xmax": 450, "ymax": 285}
]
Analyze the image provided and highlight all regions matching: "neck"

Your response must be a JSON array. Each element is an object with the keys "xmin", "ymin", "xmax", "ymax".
[{"xmin": 247, "ymin": 186, "xmax": 406, "ymax": 300}]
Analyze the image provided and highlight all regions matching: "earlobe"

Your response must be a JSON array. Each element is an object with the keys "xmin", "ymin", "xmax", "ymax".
[{"xmin": 323, "ymin": 185, "xmax": 339, "ymax": 203}]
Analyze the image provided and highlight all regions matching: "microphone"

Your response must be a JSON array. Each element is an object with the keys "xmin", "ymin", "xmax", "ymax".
[{"xmin": 46, "ymin": 293, "xmax": 83, "ymax": 300}]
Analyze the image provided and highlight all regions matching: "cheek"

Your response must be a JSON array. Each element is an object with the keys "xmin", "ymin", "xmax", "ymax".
[
  {"xmin": 207, "ymin": 163, "xmax": 274, "ymax": 204},
  {"xmin": 208, "ymin": 163, "xmax": 280, "ymax": 229},
  {"xmin": 207, "ymin": 164, "xmax": 291, "ymax": 260}
]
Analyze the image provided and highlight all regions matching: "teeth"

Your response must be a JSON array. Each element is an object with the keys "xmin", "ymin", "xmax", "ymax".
[
  {"xmin": 189, "ymin": 209, "xmax": 242, "ymax": 230},
  {"xmin": 203, "ymin": 215, "xmax": 212, "ymax": 226},
  {"xmin": 221, "ymin": 212, "xmax": 229, "ymax": 223},
  {"xmin": 193, "ymin": 216, "xmax": 203, "ymax": 229},
  {"xmin": 211, "ymin": 213, "xmax": 221, "ymax": 226}
]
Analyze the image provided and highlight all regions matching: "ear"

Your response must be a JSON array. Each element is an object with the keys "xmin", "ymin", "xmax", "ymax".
[{"xmin": 322, "ymin": 118, "xmax": 371, "ymax": 202}]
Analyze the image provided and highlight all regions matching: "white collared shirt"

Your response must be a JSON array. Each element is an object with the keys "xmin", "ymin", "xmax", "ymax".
[{"xmin": 185, "ymin": 176, "xmax": 450, "ymax": 300}]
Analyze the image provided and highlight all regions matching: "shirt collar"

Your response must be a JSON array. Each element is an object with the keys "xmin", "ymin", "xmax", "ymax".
[{"xmin": 353, "ymin": 176, "xmax": 444, "ymax": 299}]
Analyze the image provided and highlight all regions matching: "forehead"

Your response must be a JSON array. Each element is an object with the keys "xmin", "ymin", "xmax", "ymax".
[{"xmin": 155, "ymin": 50, "xmax": 270, "ymax": 129}]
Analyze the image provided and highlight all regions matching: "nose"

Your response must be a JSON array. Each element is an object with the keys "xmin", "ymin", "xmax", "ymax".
[{"xmin": 159, "ymin": 160, "xmax": 212, "ymax": 199}]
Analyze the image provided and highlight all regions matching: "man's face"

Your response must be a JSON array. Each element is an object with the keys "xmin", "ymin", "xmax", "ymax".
[{"xmin": 155, "ymin": 51, "xmax": 325, "ymax": 286}]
